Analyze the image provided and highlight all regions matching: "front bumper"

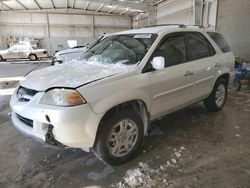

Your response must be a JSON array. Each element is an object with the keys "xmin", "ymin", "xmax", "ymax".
[{"xmin": 10, "ymin": 90, "xmax": 102, "ymax": 148}]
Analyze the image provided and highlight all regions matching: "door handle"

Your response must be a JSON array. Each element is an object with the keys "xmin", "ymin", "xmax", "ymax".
[{"xmin": 184, "ymin": 71, "xmax": 194, "ymax": 77}]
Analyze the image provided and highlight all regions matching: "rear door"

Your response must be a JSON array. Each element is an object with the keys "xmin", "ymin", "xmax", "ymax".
[
  {"xmin": 184, "ymin": 32, "xmax": 219, "ymax": 101},
  {"xmin": 18, "ymin": 45, "xmax": 31, "ymax": 59},
  {"xmin": 147, "ymin": 33, "xmax": 196, "ymax": 118},
  {"xmin": 207, "ymin": 32, "xmax": 235, "ymax": 73}
]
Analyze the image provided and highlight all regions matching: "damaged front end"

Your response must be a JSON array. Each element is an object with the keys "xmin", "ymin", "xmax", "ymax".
[
  {"xmin": 10, "ymin": 112, "xmax": 66, "ymax": 148},
  {"xmin": 44, "ymin": 124, "xmax": 65, "ymax": 147}
]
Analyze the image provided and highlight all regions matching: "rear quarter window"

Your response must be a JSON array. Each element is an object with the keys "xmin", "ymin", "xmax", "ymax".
[{"xmin": 207, "ymin": 32, "xmax": 231, "ymax": 53}]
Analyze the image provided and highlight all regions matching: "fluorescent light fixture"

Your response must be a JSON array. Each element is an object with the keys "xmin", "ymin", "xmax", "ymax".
[
  {"xmin": 23, "ymin": 0, "xmax": 33, "ymax": 4},
  {"xmin": 106, "ymin": 4, "xmax": 114, "ymax": 8}
]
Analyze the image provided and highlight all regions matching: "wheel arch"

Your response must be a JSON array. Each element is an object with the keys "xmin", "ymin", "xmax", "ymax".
[
  {"xmin": 28, "ymin": 53, "xmax": 37, "ymax": 59},
  {"xmin": 0, "ymin": 54, "xmax": 6, "ymax": 60},
  {"xmin": 29, "ymin": 53, "xmax": 37, "ymax": 56},
  {"xmin": 216, "ymin": 73, "xmax": 230, "ymax": 85},
  {"xmin": 94, "ymin": 99, "xmax": 149, "ymax": 147}
]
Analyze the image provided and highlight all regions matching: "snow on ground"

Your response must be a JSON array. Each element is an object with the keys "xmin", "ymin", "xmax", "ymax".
[
  {"xmin": 113, "ymin": 146, "xmax": 186, "ymax": 188},
  {"xmin": 87, "ymin": 165, "xmax": 114, "ymax": 181}
]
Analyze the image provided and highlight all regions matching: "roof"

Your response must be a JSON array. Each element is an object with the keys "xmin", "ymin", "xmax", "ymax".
[{"xmin": 114, "ymin": 25, "xmax": 216, "ymax": 35}]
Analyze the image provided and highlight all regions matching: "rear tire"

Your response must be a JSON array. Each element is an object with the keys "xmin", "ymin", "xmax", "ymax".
[
  {"xmin": 232, "ymin": 79, "xmax": 241, "ymax": 91},
  {"xmin": 93, "ymin": 110, "xmax": 144, "ymax": 165},
  {"xmin": 204, "ymin": 79, "xmax": 228, "ymax": 112},
  {"xmin": 29, "ymin": 54, "xmax": 37, "ymax": 61}
]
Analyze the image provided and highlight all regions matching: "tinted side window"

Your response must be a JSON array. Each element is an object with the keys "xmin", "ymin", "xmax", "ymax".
[
  {"xmin": 154, "ymin": 35, "xmax": 186, "ymax": 67},
  {"xmin": 186, "ymin": 33, "xmax": 215, "ymax": 61},
  {"xmin": 207, "ymin": 32, "xmax": 231, "ymax": 53}
]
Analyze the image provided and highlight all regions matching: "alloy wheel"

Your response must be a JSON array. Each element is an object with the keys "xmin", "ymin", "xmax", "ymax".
[{"xmin": 107, "ymin": 119, "xmax": 139, "ymax": 158}]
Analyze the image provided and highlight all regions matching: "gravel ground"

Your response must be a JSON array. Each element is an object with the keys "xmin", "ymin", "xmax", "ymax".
[{"xmin": 0, "ymin": 61, "xmax": 250, "ymax": 188}]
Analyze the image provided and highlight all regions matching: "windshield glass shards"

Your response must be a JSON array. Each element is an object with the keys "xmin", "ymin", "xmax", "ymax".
[{"xmin": 82, "ymin": 34, "xmax": 157, "ymax": 65}]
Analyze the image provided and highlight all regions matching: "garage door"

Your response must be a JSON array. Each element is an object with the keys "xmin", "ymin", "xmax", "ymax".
[{"xmin": 157, "ymin": 0, "xmax": 194, "ymax": 25}]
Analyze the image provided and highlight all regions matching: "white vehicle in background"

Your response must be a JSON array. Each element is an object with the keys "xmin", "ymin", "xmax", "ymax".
[
  {"xmin": 0, "ymin": 44, "xmax": 48, "ymax": 61},
  {"xmin": 51, "ymin": 36, "xmax": 104, "ymax": 65},
  {"xmin": 10, "ymin": 25, "xmax": 234, "ymax": 164},
  {"xmin": 51, "ymin": 46, "xmax": 88, "ymax": 65}
]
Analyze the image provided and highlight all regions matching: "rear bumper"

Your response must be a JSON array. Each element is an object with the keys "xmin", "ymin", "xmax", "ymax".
[{"xmin": 36, "ymin": 52, "xmax": 49, "ymax": 58}]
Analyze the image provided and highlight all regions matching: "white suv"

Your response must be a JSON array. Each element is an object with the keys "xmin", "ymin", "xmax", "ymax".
[{"xmin": 10, "ymin": 25, "xmax": 234, "ymax": 164}]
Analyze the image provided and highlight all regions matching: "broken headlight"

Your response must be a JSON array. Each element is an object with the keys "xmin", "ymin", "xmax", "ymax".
[{"xmin": 39, "ymin": 89, "xmax": 86, "ymax": 107}]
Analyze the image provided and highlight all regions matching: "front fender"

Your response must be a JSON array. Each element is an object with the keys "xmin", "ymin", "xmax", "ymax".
[
  {"xmin": 77, "ymin": 72, "xmax": 151, "ymax": 115},
  {"xmin": 89, "ymin": 90, "xmax": 151, "ymax": 114}
]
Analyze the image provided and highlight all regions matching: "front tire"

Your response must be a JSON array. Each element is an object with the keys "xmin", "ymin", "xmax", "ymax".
[
  {"xmin": 93, "ymin": 110, "xmax": 144, "ymax": 165},
  {"xmin": 204, "ymin": 79, "xmax": 228, "ymax": 112}
]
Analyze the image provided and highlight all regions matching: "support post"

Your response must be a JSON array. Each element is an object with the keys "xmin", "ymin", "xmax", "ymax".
[
  {"xmin": 91, "ymin": 15, "xmax": 95, "ymax": 38},
  {"xmin": 46, "ymin": 12, "xmax": 51, "ymax": 38},
  {"xmin": 147, "ymin": 5, "xmax": 157, "ymax": 26}
]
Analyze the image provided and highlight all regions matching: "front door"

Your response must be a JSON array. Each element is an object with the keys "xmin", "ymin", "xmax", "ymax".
[
  {"xmin": 147, "ymin": 33, "xmax": 196, "ymax": 118},
  {"xmin": 6, "ymin": 45, "xmax": 19, "ymax": 59}
]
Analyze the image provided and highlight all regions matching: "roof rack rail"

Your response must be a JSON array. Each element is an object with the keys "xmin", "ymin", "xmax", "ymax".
[
  {"xmin": 141, "ymin": 24, "xmax": 206, "ymax": 29},
  {"xmin": 144, "ymin": 24, "xmax": 186, "ymax": 28},
  {"xmin": 186, "ymin": 25, "xmax": 205, "ymax": 29}
]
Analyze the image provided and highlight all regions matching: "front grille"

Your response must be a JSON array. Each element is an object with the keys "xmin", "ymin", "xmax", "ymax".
[
  {"xmin": 17, "ymin": 86, "xmax": 38, "ymax": 102},
  {"xmin": 16, "ymin": 114, "xmax": 33, "ymax": 128}
]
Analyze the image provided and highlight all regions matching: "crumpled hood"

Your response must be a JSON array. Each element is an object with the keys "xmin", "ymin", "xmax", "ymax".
[{"xmin": 20, "ymin": 60, "xmax": 137, "ymax": 91}]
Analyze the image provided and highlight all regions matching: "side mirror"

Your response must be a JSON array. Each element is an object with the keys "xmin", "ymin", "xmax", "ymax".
[{"xmin": 151, "ymin": 56, "xmax": 165, "ymax": 70}]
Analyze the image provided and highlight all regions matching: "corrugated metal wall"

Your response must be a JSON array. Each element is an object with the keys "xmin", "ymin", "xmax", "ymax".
[
  {"xmin": 133, "ymin": 0, "xmax": 218, "ymax": 30},
  {"xmin": 157, "ymin": 0, "xmax": 195, "ymax": 25},
  {"xmin": 0, "ymin": 12, "xmax": 131, "ymax": 54},
  {"xmin": 217, "ymin": 0, "xmax": 250, "ymax": 60},
  {"xmin": 133, "ymin": 0, "xmax": 196, "ymax": 29}
]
